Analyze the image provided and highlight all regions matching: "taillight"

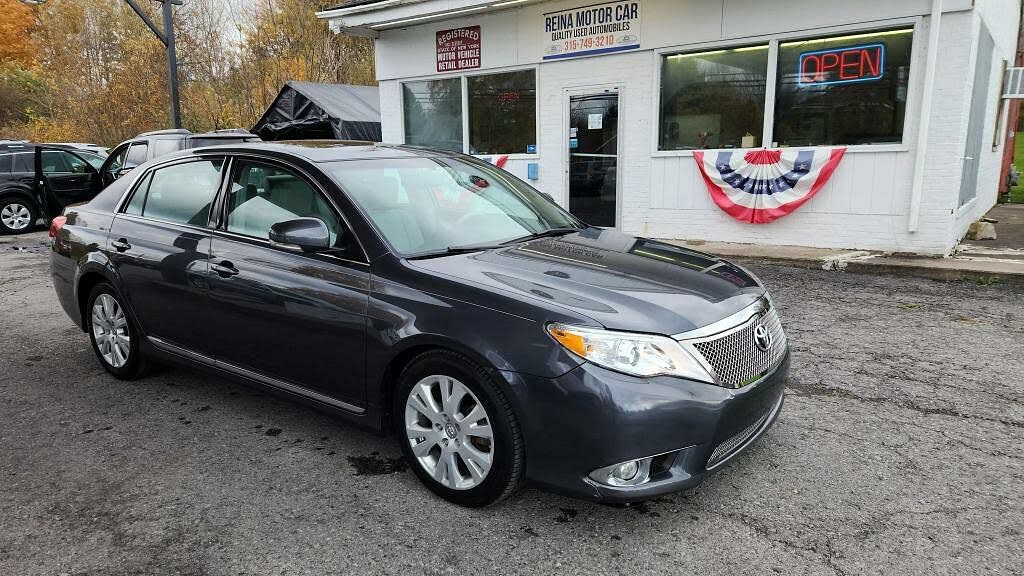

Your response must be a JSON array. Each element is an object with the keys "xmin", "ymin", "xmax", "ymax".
[{"xmin": 49, "ymin": 215, "xmax": 67, "ymax": 238}]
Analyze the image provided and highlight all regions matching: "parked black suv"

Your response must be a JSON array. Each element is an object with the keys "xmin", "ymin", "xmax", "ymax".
[
  {"xmin": 0, "ymin": 142, "xmax": 104, "ymax": 234},
  {"xmin": 98, "ymin": 129, "xmax": 259, "ymax": 187}
]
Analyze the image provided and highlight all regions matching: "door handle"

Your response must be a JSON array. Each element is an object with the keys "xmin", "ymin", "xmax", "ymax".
[
  {"xmin": 211, "ymin": 260, "xmax": 239, "ymax": 278},
  {"xmin": 111, "ymin": 238, "xmax": 131, "ymax": 252}
]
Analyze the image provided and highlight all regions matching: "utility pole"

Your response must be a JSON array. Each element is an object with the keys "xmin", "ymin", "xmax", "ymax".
[{"xmin": 124, "ymin": 0, "xmax": 183, "ymax": 128}]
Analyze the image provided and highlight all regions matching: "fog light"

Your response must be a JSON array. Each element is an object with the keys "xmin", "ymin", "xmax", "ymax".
[
  {"xmin": 589, "ymin": 457, "xmax": 652, "ymax": 487},
  {"xmin": 612, "ymin": 460, "xmax": 639, "ymax": 482}
]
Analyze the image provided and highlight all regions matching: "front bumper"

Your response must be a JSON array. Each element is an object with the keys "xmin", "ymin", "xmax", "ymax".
[{"xmin": 508, "ymin": 350, "xmax": 789, "ymax": 502}]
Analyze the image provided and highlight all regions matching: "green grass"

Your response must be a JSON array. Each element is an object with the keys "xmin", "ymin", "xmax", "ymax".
[{"xmin": 1007, "ymin": 132, "xmax": 1024, "ymax": 203}]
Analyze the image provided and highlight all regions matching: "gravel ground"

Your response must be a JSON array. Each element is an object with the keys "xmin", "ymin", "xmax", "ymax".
[{"xmin": 1, "ymin": 229, "xmax": 1022, "ymax": 576}]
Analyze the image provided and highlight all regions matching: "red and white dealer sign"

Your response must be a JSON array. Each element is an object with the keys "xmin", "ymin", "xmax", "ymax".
[{"xmin": 436, "ymin": 26, "xmax": 481, "ymax": 72}]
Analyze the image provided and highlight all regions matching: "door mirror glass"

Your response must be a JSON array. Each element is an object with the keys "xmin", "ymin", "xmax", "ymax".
[
  {"xmin": 115, "ymin": 163, "xmax": 138, "ymax": 178},
  {"xmin": 269, "ymin": 217, "xmax": 331, "ymax": 253}
]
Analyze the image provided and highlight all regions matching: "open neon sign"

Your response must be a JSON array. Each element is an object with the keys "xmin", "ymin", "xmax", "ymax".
[{"xmin": 799, "ymin": 43, "xmax": 885, "ymax": 86}]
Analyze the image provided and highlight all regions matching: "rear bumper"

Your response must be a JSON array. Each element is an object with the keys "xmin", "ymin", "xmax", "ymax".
[
  {"xmin": 50, "ymin": 247, "xmax": 83, "ymax": 329},
  {"xmin": 508, "ymin": 351, "xmax": 789, "ymax": 502}
]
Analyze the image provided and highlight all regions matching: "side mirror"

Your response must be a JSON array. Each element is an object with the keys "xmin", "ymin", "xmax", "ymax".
[{"xmin": 269, "ymin": 217, "xmax": 331, "ymax": 253}]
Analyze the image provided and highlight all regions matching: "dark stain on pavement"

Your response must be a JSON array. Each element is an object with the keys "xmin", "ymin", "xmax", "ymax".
[
  {"xmin": 555, "ymin": 507, "xmax": 578, "ymax": 523},
  {"xmin": 347, "ymin": 454, "xmax": 407, "ymax": 475}
]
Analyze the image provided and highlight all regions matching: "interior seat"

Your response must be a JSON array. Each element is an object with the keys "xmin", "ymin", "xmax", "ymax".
[{"xmin": 347, "ymin": 174, "xmax": 426, "ymax": 253}]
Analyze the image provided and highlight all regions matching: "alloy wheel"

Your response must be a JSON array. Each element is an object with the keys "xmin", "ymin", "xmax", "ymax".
[
  {"xmin": 404, "ymin": 375, "xmax": 494, "ymax": 490},
  {"xmin": 91, "ymin": 293, "xmax": 130, "ymax": 368},
  {"xmin": 1, "ymin": 203, "xmax": 31, "ymax": 231}
]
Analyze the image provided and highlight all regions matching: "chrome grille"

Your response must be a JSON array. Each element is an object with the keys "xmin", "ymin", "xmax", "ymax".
[
  {"xmin": 688, "ymin": 307, "xmax": 787, "ymax": 388},
  {"xmin": 707, "ymin": 410, "xmax": 769, "ymax": 468}
]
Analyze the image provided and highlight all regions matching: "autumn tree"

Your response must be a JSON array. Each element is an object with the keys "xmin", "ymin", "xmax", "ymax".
[
  {"xmin": 0, "ymin": 0, "xmax": 42, "ymax": 129},
  {"xmin": 0, "ymin": 0, "xmax": 375, "ymax": 145}
]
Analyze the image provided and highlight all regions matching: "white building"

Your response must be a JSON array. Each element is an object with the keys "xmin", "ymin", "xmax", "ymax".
[{"xmin": 318, "ymin": 0, "xmax": 1021, "ymax": 255}]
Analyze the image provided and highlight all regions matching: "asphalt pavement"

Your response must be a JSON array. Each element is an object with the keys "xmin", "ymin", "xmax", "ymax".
[{"xmin": 1, "ymin": 230, "xmax": 1022, "ymax": 576}]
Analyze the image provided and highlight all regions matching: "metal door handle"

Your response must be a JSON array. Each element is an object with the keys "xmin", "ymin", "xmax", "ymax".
[
  {"xmin": 212, "ymin": 260, "xmax": 239, "ymax": 277},
  {"xmin": 111, "ymin": 238, "xmax": 131, "ymax": 252}
]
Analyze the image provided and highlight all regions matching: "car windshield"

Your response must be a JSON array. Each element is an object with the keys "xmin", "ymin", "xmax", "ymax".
[
  {"xmin": 79, "ymin": 151, "xmax": 105, "ymax": 169},
  {"xmin": 327, "ymin": 157, "xmax": 583, "ymax": 256}
]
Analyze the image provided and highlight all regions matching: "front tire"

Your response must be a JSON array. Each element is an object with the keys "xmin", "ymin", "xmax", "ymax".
[
  {"xmin": 396, "ymin": 350, "xmax": 525, "ymax": 507},
  {"xmin": 0, "ymin": 198, "xmax": 36, "ymax": 234},
  {"xmin": 86, "ymin": 283, "xmax": 148, "ymax": 380}
]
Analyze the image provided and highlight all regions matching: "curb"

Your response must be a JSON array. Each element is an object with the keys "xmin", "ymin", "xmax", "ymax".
[{"xmin": 729, "ymin": 253, "xmax": 1024, "ymax": 285}]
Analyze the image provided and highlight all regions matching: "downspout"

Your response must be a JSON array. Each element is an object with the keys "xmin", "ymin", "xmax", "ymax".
[{"xmin": 908, "ymin": 0, "xmax": 943, "ymax": 233}]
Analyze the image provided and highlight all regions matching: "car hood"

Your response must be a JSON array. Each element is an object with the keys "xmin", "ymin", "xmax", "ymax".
[{"xmin": 409, "ymin": 228, "xmax": 766, "ymax": 335}]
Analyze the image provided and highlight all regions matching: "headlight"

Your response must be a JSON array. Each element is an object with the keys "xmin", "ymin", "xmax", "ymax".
[{"xmin": 547, "ymin": 323, "xmax": 714, "ymax": 383}]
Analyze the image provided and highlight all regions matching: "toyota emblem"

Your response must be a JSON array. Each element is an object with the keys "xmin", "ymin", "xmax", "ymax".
[{"xmin": 753, "ymin": 324, "xmax": 773, "ymax": 352}]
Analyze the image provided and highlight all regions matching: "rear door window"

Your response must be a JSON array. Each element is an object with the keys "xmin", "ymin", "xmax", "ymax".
[
  {"xmin": 12, "ymin": 153, "xmax": 32, "ymax": 173},
  {"xmin": 126, "ymin": 159, "xmax": 224, "ymax": 226},
  {"xmin": 153, "ymin": 139, "xmax": 182, "ymax": 158}
]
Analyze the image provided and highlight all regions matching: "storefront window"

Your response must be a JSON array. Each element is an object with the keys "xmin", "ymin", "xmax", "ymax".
[
  {"xmin": 774, "ymin": 29, "xmax": 913, "ymax": 146},
  {"xmin": 659, "ymin": 46, "xmax": 769, "ymax": 150},
  {"xmin": 403, "ymin": 78, "xmax": 463, "ymax": 152},
  {"xmin": 468, "ymin": 70, "xmax": 537, "ymax": 154}
]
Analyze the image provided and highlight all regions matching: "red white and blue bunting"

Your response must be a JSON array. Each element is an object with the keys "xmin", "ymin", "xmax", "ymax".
[
  {"xmin": 693, "ymin": 148, "xmax": 846, "ymax": 224},
  {"xmin": 478, "ymin": 154, "xmax": 509, "ymax": 169}
]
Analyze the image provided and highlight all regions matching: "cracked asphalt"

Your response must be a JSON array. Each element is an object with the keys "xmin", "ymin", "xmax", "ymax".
[{"xmin": 1, "ymin": 229, "xmax": 1022, "ymax": 576}]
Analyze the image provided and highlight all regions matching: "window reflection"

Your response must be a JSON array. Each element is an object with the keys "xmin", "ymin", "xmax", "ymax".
[{"xmin": 659, "ymin": 46, "xmax": 769, "ymax": 150}]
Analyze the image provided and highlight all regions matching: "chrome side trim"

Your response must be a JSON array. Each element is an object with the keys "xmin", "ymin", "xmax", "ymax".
[
  {"xmin": 149, "ymin": 335, "xmax": 216, "ymax": 366},
  {"xmin": 147, "ymin": 336, "xmax": 366, "ymax": 414}
]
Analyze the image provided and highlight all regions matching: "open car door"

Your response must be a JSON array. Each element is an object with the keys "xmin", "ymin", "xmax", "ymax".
[{"xmin": 34, "ymin": 146, "xmax": 103, "ymax": 218}]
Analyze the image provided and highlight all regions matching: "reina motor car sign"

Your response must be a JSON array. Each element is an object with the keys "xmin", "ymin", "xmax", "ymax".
[
  {"xmin": 436, "ymin": 26, "xmax": 481, "ymax": 72},
  {"xmin": 542, "ymin": 0, "xmax": 641, "ymax": 61}
]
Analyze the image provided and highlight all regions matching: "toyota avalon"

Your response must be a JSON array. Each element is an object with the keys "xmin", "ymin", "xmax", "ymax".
[{"xmin": 50, "ymin": 141, "xmax": 789, "ymax": 507}]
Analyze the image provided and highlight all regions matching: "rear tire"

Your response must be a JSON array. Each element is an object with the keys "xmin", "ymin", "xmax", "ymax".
[
  {"xmin": 0, "ymin": 197, "xmax": 36, "ymax": 235},
  {"xmin": 395, "ymin": 350, "xmax": 525, "ymax": 507},
  {"xmin": 86, "ymin": 283, "xmax": 148, "ymax": 380}
]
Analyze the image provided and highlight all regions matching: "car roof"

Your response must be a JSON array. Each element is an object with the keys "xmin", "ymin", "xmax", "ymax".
[
  {"xmin": 186, "ymin": 140, "xmax": 460, "ymax": 163},
  {"xmin": 0, "ymin": 142, "xmax": 86, "ymax": 153}
]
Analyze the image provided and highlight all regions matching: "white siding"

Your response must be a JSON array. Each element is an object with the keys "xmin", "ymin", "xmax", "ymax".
[
  {"xmin": 365, "ymin": 0, "xmax": 1018, "ymax": 255},
  {"xmin": 949, "ymin": 0, "xmax": 1021, "ymax": 251}
]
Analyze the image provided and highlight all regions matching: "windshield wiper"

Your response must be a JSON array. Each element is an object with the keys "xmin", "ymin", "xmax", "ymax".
[
  {"xmin": 501, "ymin": 227, "xmax": 582, "ymax": 245},
  {"xmin": 406, "ymin": 244, "xmax": 503, "ymax": 260}
]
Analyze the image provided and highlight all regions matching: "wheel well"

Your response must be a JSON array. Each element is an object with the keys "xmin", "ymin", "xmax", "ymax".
[
  {"xmin": 76, "ymin": 272, "xmax": 108, "ymax": 330},
  {"xmin": 0, "ymin": 189, "xmax": 37, "ymax": 210},
  {"xmin": 378, "ymin": 343, "xmax": 501, "ymax": 433},
  {"xmin": 379, "ymin": 344, "xmax": 437, "ymax": 431}
]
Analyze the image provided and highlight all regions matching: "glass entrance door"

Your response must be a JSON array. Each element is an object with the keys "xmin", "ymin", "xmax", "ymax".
[{"xmin": 568, "ymin": 93, "xmax": 618, "ymax": 227}]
